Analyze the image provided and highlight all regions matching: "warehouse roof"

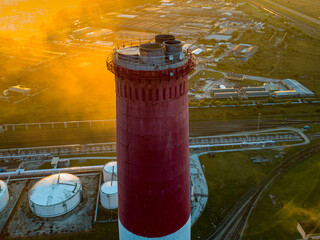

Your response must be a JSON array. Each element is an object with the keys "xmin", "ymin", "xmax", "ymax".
[
  {"xmin": 206, "ymin": 34, "xmax": 232, "ymax": 42},
  {"xmin": 283, "ymin": 79, "xmax": 314, "ymax": 96},
  {"xmin": 192, "ymin": 48, "xmax": 203, "ymax": 55},
  {"xmin": 274, "ymin": 90, "xmax": 298, "ymax": 96},
  {"xmin": 214, "ymin": 92, "xmax": 238, "ymax": 95},
  {"xmin": 226, "ymin": 72, "xmax": 244, "ymax": 78},
  {"xmin": 117, "ymin": 14, "xmax": 137, "ymax": 18},
  {"xmin": 218, "ymin": 29, "xmax": 235, "ymax": 35},
  {"xmin": 8, "ymin": 85, "xmax": 31, "ymax": 94}
]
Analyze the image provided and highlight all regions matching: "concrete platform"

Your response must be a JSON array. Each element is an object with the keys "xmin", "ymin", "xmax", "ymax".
[
  {"xmin": 4, "ymin": 174, "xmax": 99, "ymax": 238},
  {"xmin": 0, "ymin": 180, "xmax": 27, "ymax": 234}
]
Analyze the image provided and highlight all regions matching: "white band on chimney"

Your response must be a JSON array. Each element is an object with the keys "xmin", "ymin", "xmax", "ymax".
[{"xmin": 119, "ymin": 216, "xmax": 191, "ymax": 240}]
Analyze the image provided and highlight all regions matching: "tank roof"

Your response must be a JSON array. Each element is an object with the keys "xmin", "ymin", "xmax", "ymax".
[
  {"xmin": 101, "ymin": 181, "xmax": 118, "ymax": 194},
  {"xmin": 103, "ymin": 161, "xmax": 117, "ymax": 173},
  {"xmin": 29, "ymin": 173, "xmax": 81, "ymax": 206},
  {"xmin": 0, "ymin": 180, "xmax": 7, "ymax": 199}
]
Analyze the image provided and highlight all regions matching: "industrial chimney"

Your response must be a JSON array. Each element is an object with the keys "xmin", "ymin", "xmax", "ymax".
[{"xmin": 106, "ymin": 35, "xmax": 195, "ymax": 240}]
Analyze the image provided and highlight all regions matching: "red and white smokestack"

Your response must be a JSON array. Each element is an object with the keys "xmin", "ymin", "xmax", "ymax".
[{"xmin": 107, "ymin": 34, "xmax": 195, "ymax": 239}]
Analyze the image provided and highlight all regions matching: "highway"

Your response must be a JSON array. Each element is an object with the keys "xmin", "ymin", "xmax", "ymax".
[
  {"xmin": 261, "ymin": 0, "xmax": 320, "ymax": 26},
  {"xmin": 0, "ymin": 119, "xmax": 315, "ymax": 149},
  {"xmin": 253, "ymin": 0, "xmax": 320, "ymax": 39}
]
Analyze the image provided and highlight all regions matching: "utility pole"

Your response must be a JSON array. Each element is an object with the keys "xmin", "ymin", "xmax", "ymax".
[{"xmin": 257, "ymin": 113, "xmax": 261, "ymax": 131}]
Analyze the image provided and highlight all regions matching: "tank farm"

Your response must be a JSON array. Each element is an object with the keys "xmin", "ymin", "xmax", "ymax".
[{"xmin": 107, "ymin": 34, "xmax": 195, "ymax": 239}]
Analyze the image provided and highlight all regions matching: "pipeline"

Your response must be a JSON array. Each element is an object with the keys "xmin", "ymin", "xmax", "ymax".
[{"xmin": 0, "ymin": 165, "xmax": 104, "ymax": 179}]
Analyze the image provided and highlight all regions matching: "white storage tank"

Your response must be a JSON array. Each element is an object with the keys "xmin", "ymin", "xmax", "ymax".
[
  {"xmin": 28, "ymin": 173, "xmax": 82, "ymax": 218},
  {"xmin": 100, "ymin": 181, "xmax": 118, "ymax": 209},
  {"xmin": 0, "ymin": 180, "xmax": 9, "ymax": 212},
  {"xmin": 103, "ymin": 162, "xmax": 117, "ymax": 182}
]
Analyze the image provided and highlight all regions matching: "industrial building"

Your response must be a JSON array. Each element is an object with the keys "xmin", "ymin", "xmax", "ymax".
[
  {"xmin": 0, "ymin": 180, "xmax": 9, "ymax": 213},
  {"xmin": 28, "ymin": 173, "xmax": 83, "ymax": 218},
  {"xmin": 218, "ymin": 29, "xmax": 235, "ymax": 35},
  {"xmin": 282, "ymin": 79, "xmax": 314, "ymax": 98},
  {"xmin": 273, "ymin": 90, "xmax": 299, "ymax": 98},
  {"xmin": 103, "ymin": 162, "xmax": 117, "ymax": 182},
  {"xmin": 243, "ymin": 87, "xmax": 266, "ymax": 92},
  {"xmin": 226, "ymin": 72, "xmax": 244, "ymax": 81},
  {"xmin": 297, "ymin": 221, "xmax": 320, "ymax": 240},
  {"xmin": 231, "ymin": 44, "xmax": 258, "ymax": 58},
  {"xmin": 214, "ymin": 92, "xmax": 238, "ymax": 99},
  {"xmin": 107, "ymin": 34, "xmax": 195, "ymax": 239},
  {"xmin": 100, "ymin": 181, "xmax": 118, "ymax": 209},
  {"xmin": 3, "ymin": 85, "xmax": 31, "ymax": 97},
  {"xmin": 245, "ymin": 91, "xmax": 270, "ymax": 98},
  {"xmin": 192, "ymin": 48, "xmax": 203, "ymax": 55},
  {"xmin": 205, "ymin": 34, "xmax": 232, "ymax": 42},
  {"xmin": 263, "ymin": 82, "xmax": 279, "ymax": 91},
  {"xmin": 212, "ymin": 87, "xmax": 236, "ymax": 93}
]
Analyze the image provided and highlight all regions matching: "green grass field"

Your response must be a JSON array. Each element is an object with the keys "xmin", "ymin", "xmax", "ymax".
[
  {"xmin": 243, "ymin": 150, "xmax": 320, "ymax": 240},
  {"xmin": 191, "ymin": 150, "xmax": 283, "ymax": 240},
  {"xmin": 189, "ymin": 102, "xmax": 320, "ymax": 121}
]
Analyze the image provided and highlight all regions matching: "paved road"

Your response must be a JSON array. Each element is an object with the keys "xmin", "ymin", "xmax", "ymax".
[
  {"xmin": 262, "ymin": 0, "xmax": 320, "ymax": 25},
  {"xmin": 242, "ymin": 74, "xmax": 281, "ymax": 83},
  {"xmin": 254, "ymin": 0, "xmax": 320, "ymax": 38}
]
